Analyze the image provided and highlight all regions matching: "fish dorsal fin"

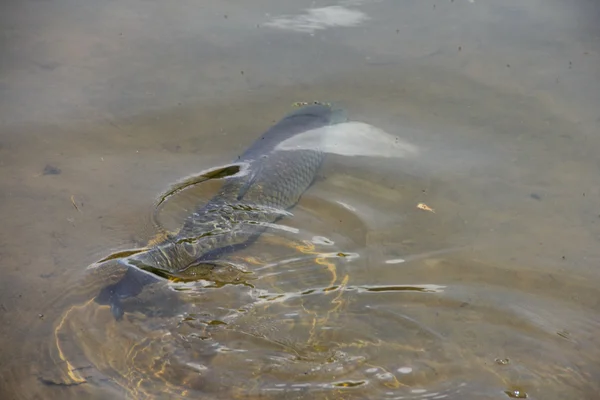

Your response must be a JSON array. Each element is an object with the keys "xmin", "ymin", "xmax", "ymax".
[
  {"xmin": 151, "ymin": 163, "xmax": 245, "ymax": 233},
  {"xmin": 155, "ymin": 164, "xmax": 242, "ymax": 209}
]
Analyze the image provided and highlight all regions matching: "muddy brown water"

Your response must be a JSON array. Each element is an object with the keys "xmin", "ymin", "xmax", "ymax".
[{"xmin": 1, "ymin": 0, "xmax": 600, "ymax": 399}]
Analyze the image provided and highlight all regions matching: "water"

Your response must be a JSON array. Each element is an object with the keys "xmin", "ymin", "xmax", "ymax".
[{"xmin": 1, "ymin": 0, "xmax": 600, "ymax": 399}]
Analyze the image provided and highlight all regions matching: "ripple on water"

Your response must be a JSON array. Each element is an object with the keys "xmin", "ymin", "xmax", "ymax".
[{"xmin": 41, "ymin": 178, "xmax": 600, "ymax": 399}]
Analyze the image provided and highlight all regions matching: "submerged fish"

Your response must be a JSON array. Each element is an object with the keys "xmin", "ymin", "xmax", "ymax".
[{"xmin": 95, "ymin": 103, "xmax": 348, "ymax": 319}]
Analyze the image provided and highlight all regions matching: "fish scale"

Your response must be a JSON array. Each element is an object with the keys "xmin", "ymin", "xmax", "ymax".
[{"xmin": 95, "ymin": 103, "xmax": 347, "ymax": 320}]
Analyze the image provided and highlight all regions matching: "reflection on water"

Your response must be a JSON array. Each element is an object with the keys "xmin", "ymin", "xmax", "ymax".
[
  {"xmin": 19, "ymin": 141, "xmax": 600, "ymax": 400},
  {"xmin": 2, "ymin": 0, "xmax": 600, "ymax": 399},
  {"xmin": 38, "ymin": 168, "xmax": 600, "ymax": 399},
  {"xmin": 264, "ymin": 5, "xmax": 370, "ymax": 34}
]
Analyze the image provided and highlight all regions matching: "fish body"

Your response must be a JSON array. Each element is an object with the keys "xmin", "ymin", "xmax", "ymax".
[{"xmin": 96, "ymin": 103, "xmax": 346, "ymax": 319}]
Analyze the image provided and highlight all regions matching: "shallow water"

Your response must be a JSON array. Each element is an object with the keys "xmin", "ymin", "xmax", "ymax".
[{"xmin": 1, "ymin": 0, "xmax": 600, "ymax": 399}]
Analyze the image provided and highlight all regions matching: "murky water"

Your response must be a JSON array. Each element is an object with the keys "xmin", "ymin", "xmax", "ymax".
[{"xmin": 1, "ymin": 0, "xmax": 600, "ymax": 399}]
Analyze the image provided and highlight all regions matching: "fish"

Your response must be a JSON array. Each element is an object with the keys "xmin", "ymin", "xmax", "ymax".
[{"xmin": 94, "ymin": 103, "xmax": 348, "ymax": 320}]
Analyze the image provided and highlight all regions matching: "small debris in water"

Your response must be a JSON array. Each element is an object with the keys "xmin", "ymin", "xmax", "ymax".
[
  {"xmin": 495, "ymin": 358, "xmax": 510, "ymax": 365},
  {"xmin": 43, "ymin": 164, "xmax": 61, "ymax": 175},
  {"xmin": 70, "ymin": 195, "xmax": 82, "ymax": 213},
  {"xmin": 38, "ymin": 314, "xmax": 44, "ymax": 319},
  {"xmin": 417, "ymin": 203, "xmax": 435, "ymax": 213},
  {"xmin": 530, "ymin": 193, "xmax": 541, "ymax": 200},
  {"xmin": 557, "ymin": 329, "xmax": 571, "ymax": 339},
  {"xmin": 333, "ymin": 381, "xmax": 365, "ymax": 388},
  {"xmin": 504, "ymin": 389, "xmax": 527, "ymax": 398}
]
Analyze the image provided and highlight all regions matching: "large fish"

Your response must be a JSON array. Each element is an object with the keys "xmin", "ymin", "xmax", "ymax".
[{"xmin": 95, "ymin": 103, "xmax": 348, "ymax": 319}]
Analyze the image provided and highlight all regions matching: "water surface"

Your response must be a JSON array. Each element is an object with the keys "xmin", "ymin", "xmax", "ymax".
[{"xmin": 1, "ymin": 0, "xmax": 600, "ymax": 399}]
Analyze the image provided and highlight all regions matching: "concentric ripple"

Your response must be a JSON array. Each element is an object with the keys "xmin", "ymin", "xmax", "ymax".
[{"xmin": 43, "ymin": 176, "xmax": 600, "ymax": 399}]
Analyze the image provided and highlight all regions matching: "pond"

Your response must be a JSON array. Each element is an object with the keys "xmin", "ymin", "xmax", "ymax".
[{"xmin": 1, "ymin": 0, "xmax": 599, "ymax": 399}]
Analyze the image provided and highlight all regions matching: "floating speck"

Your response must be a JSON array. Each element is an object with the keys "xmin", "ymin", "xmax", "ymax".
[{"xmin": 505, "ymin": 389, "xmax": 527, "ymax": 398}]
